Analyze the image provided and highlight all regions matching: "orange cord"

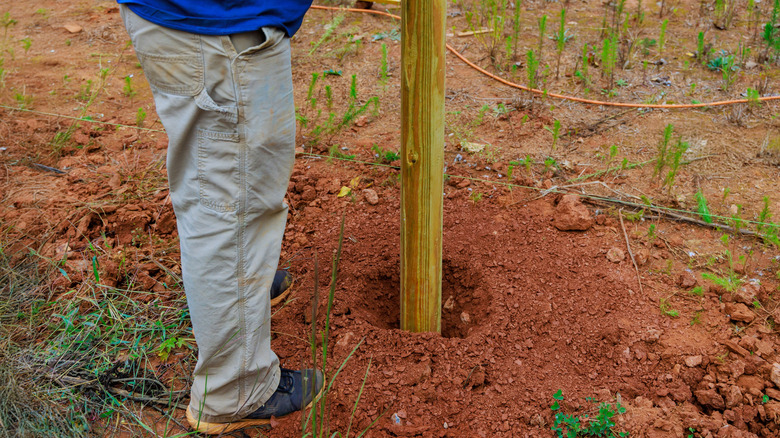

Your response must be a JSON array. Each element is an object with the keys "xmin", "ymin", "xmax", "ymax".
[{"xmin": 310, "ymin": 4, "xmax": 780, "ymax": 109}]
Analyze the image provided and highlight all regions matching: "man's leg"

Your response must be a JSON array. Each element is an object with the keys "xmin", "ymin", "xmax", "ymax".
[{"xmin": 120, "ymin": 6, "xmax": 293, "ymax": 422}]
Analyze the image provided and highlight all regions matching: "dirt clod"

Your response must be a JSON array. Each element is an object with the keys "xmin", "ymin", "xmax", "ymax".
[
  {"xmin": 553, "ymin": 194, "xmax": 594, "ymax": 231},
  {"xmin": 606, "ymin": 247, "xmax": 625, "ymax": 263}
]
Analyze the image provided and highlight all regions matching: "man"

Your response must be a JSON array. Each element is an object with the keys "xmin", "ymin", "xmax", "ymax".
[{"xmin": 117, "ymin": 1, "xmax": 323, "ymax": 435}]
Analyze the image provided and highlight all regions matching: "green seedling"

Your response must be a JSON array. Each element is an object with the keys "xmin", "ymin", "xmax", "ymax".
[
  {"xmin": 328, "ymin": 144, "xmax": 356, "ymax": 162},
  {"xmin": 601, "ymin": 36, "xmax": 618, "ymax": 89},
  {"xmin": 136, "ymin": 107, "xmax": 146, "ymax": 127},
  {"xmin": 307, "ymin": 72, "xmax": 320, "ymax": 108},
  {"xmin": 554, "ymin": 8, "xmax": 570, "ymax": 78},
  {"xmin": 550, "ymin": 390, "xmax": 628, "ymax": 438},
  {"xmin": 20, "ymin": 37, "xmax": 31, "ymax": 54},
  {"xmin": 310, "ymin": 13, "xmax": 345, "ymax": 55},
  {"xmin": 695, "ymin": 191, "xmax": 712, "ymax": 224},
  {"xmin": 371, "ymin": 144, "xmax": 399, "ymax": 163},
  {"xmin": 690, "ymin": 286, "xmax": 704, "ymax": 296},
  {"xmin": 527, "ymin": 49, "xmax": 539, "ymax": 89},
  {"xmin": 122, "ymin": 75, "xmax": 136, "ymax": 98},
  {"xmin": 697, "ymin": 32, "xmax": 706, "ymax": 64},
  {"xmin": 537, "ymin": 14, "xmax": 548, "ymax": 66},
  {"xmin": 380, "ymin": 42, "xmax": 388, "ymax": 84},
  {"xmin": 764, "ymin": 0, "xmax": 780, "ymax": 60},
  {"xmin": 663, "ymin": 137, "xmax": 688, "ymax": 188},
  {"xmin": 469, "ymin": 191, "xmax": 484, "ymax": 202},
  {"xmin": 653, "ymin": 124, "xmax": 673, "ymax": 177},
  {"xmin": 544, "ymin": 120, "xmax": 561, "ymax": 151},
  {"xmin": 658, "ymin": 19, "xmax": 668, "ymax": 53},
  {"xmin": 646, "ymin": 224, "xmax": 656, "ymax": 242},
  {"xmin": 576, "ymin": 43, "xmax": 590, "ymax": 86},
  {"xmin": 660, "ymin": 298, "xmax": 679, "ymax": 317}
]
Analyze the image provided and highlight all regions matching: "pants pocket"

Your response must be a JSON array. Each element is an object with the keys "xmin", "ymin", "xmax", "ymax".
[
  {"xmin": 198, "ymin": 129, "xmax": 240, "ymax": 213},
  {"xmin": 121, "ymin": 5, "xmax": 204, "ymax": 96}
]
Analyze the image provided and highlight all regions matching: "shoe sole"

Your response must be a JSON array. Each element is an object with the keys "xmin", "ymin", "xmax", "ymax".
[
  {"xmin": 270, "ymin": 278, "xmax": 294, "ymax": 307},
  {"xmin": 185, "ymin": 378, "xmax": 324, "ymax": 435}
]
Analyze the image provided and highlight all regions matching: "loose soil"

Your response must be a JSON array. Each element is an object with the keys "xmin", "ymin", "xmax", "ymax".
[{"xmin": 2, "ymin": 1, "xmax": 780, "ymax": 437}]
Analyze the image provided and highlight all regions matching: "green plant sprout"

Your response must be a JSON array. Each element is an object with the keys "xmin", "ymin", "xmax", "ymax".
[
  {"xmin": 122, "ymin": 75, "xmax": 136, "ymax": 98},
  {"xmin": 697, "ymin": 32, "xmax": 706, "ymax": 64},
  {"xmin": 527, "ymin": 49, "xmax": 539, "ymax": 89},
  {"xmin": 662, "ymin": 136, "xmax": 688, "ymax": 188},
  {"xmin": 380, "ymin": 42, "xmax": 388, "ymax": 84},
  {"xmin": 653, "ymin": 124, "xmax": 673, "ymax": 177},
  {"xmin": 544, "ymin": 120, "xmax": 561, "ymax": 151},
  {"xmin": 550, "ymin": 390, "xmax": 628, "ymax": 438},
  {"xmin": 20, "ymin": 37, "xmax": 31, "ymax": 54},
  {"xmin": 372, "ymin": 144, "xmax": 399, "ymax": 163},
  {"xmin": 554, "ymin": 8, "xmax": 570, "ymax": 78},
  {"xmin": 575, "ymin": 43, "xmax": 590, "ymax": 86},
  {"xmin": 307, "ymin": 72, "xmax": 320, "ymax": 108},
  {"xmin": 660, "ymin": 298, "xmax": 679, "ymax": 317},
  {"xmin": 136, "ymin": 107, "xmax": 147, "ymax": 127},
  {"xmin": 658, "ymin": 19, "xmax": 668, "ymax": 53},
  {"xmin": 310, "ymin": 13, "xmax": 345, "ymax": 55},
  {"xmin": 764, "ymin": 0, "xmax": 780, "ymax": 60},
  {"xmin": 695, "ymin": 191, "xmax": 713, "ymax": 223},
  {"xmin": 537, "ymin": 14, "xmax": 548, "ymax": 66},
  {"xmin": 601, "ymin": 36, "xmax": 618, "ymax": 89}
]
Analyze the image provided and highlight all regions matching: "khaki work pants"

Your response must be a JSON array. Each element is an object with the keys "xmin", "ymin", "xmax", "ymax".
[{"xmin": 120, "ymin": 6, "xmax": 295, "ymax": 423}]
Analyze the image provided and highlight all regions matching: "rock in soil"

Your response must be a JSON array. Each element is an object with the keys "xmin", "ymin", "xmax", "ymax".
[
  {"xmin": 362, "ymin": 189, "xmax": 379, "ymax": 205},
  {"xmin": 553, "ymin": 194, "xmax": 594, "ymax": 231},
  {"xmin": 725, "ymin": 303, "xmax": 755, "ymax": 323},
  {"xmin": 685, "ymin": 355, "xmax": 703, "ymax": 367},
  {"xmin": 606, "ymin": 247, "xmax": 625, "ymax": 263},
  {"xmin": 770, "ymin": 363, "xmax": 780, "ymax": 389}
]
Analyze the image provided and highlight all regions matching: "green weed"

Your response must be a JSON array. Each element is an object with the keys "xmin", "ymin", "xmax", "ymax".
[
  {"xmin": 372, "ymin": 144, "xmax": 399, "ymax": 163},
  {"xmin": 544, "ymin": 120, "xmax": 561, "ymax": 151},
  {"xmin": 310, "ymin": 13, "xmax": 345, "ymax": 55},
  {"xmin": 527, "ymin": 49, "xmax": 539, "ymax": 90},
  {"xmin": 135, "ymin": 107, "xmax": 146, "ymax": 127},
  {"xmin": 695, "ymin": 191, "xmax": 712, "ymax": 224},
  {"xmin": 550, "ymin": 390, "xmax": 628, "ymax": 437},
  {"xmin": 660, "ymin": 298, "xmax": 679, "ymax": 317},
  {"xmin": 20, "ymin": 37, "xmax": 31, "ymax": 54},
  {"xmin": 122, "ymin": 75, "xmax": 136, "ymax": 98},
  {"xmin": 380, "ymin": 43, "xmax": 388, "ymax": 84},
  {"xmin": 658, "ymin": 19, "xmax": 668, "ymax": 53}
]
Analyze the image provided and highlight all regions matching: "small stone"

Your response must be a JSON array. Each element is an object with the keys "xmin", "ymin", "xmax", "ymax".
[
  {"xmin": 456, "ymin": 179, "xmax": 471, "ymax": 189},
  {"xmin": 606, "ymin": 247, "xmax": 625, "ymax": 263},
  {"xmin": 64, "ymin": 23, "xmax": 83, "ymax": 33},
  {"xmin": 636, "ymin": 249, "xmax": 649, "ymax": 266},
  {"xmin": 685, "ymin": 355, "xmax": 703, "ymax": 368},
  {"xmin": 695, "ymin": 389, "xmax": 726, "ymax": 410},
  {"xmin": 734, "ymin": 281, "xmax": 760, "ymax": 305},
  {"xmin": 726, "ymin": 303, "xmax": 755, "ymax": 323},
  {"xmin": 362, "ymin": 188, "xmax": 379, "ymax": 205},
  {"xmin": 745, "ymin": 60, "xmax": 758, "ymax": 69},
  {"xmin": 723, "ymin": 385, "xmax": 743, "ymax": 408},
  {"xmin": 677, "ymin": 270, "xmax": 698, "ymax": 289},
  {"xmin": 553, "ymin": 194, "xmax": 594, "ymax": 231},
  {"xmin": 771, "ymin": 363, "xmax": 780, "ymax": 388},
  {"xmin": 460, "ymin": 311, "xmax": 471, "ymax": 324},
  {"xmin": 443, "ymin": 295, "xmax": 455, "ymax": 311},
  {"xmin": 767, "ymin": 388, "xmax": 780, "ymax": 401}
]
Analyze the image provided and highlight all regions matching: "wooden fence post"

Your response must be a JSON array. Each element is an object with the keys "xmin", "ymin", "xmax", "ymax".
[{"xmin": 400, "ymin": 0, "xmax": 446, "ymax": 332}]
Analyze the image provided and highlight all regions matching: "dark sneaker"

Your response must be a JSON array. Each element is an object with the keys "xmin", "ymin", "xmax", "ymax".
[
  {"xmin": 270, "ymin": 269, "xmax": 293, "ymax": 306},
  {"xmin": 186, "ymin": 368, "xmax": 324, "ymax": 435}
]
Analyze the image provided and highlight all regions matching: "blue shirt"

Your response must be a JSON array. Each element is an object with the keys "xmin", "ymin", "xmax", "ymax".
[{"xmin": 118, "ymin": 1, "xmax": 312, "ymax": 36}]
